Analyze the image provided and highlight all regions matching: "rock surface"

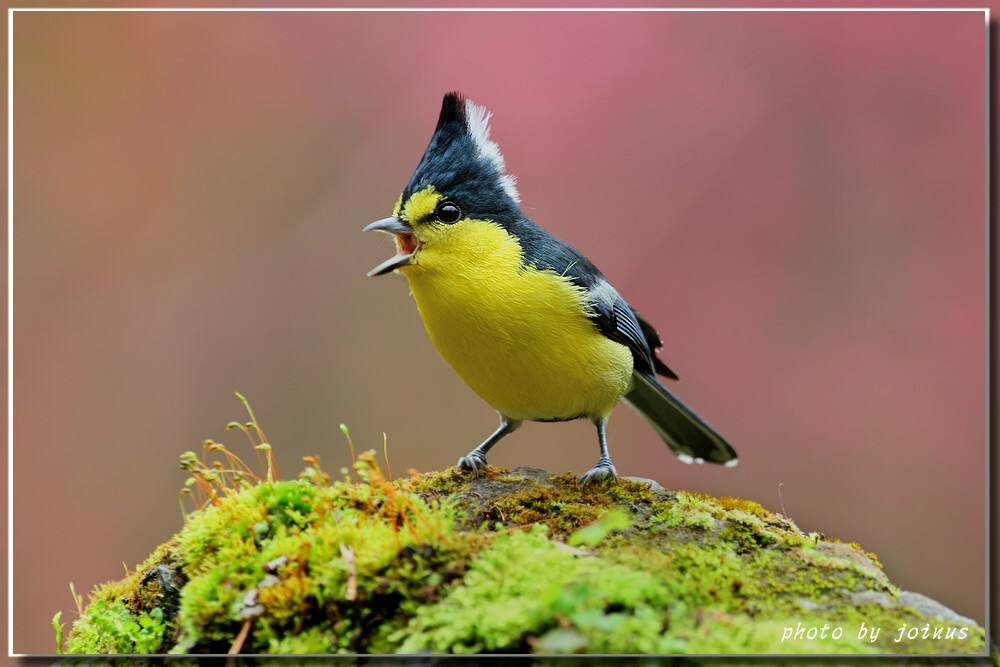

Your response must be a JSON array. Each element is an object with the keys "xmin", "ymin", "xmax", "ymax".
[{"xmin": 60, "ymin": 461, "xmax": 988, "ymax": 656}]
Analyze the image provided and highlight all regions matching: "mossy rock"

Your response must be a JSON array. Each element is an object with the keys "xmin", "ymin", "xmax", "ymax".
[{"xmin": 60, "ymin": 459, "xmax": 987, "ymax": 656}]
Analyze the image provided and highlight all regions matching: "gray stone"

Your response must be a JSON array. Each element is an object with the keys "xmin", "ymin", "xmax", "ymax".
[{"xmin": 896, "ymin": 591, "xmax": 978, "ymax": 627}]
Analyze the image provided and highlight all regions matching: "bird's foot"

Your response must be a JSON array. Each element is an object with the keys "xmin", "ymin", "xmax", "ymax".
[
  {"xmin": 580, "ymin": 458, "xmax": 618, "ymax": 485},
  {"xmin": 457, "ymin": 449, "xmax": 489, "ymax": 477}
]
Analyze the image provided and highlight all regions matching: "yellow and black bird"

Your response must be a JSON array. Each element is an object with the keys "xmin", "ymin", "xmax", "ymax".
[{"xmin": 365, "ymin": 92, "xmax": 737, "ymax": 482}]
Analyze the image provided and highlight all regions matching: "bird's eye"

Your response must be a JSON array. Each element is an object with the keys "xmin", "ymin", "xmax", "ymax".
[{"xmin": 435, "ymin": 201, "xmax": 462, "ymax": 224}]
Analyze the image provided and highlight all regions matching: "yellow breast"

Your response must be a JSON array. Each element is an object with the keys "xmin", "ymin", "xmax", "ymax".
[{"xmin": 399, "ymin": 219, "xmax": 633, "ymax": 422}]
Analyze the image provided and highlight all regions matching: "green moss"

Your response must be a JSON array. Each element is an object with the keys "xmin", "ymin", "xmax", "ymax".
[
  {"xmin": 489, "ymin": 485, "xmax": 601, "ymax": 532},
  {"xmin": 66, "ymin": 601, "xmax": 167, "ymax": 654},
  {"xmin": 59, "ymin": 410, "xmax": 987, "ymax": 656},
  {"xmin": 714, "ymin": 495, "xmax": 773, "ymax": 520},
  {"xmin": 409, "ymin": 466, "xmax": 475, "ymax": 497},
  {"xmin": 396, "ymin": 525, "xmax": 672, "ymax": 654},
  {"xmin": 653, "ymin": 492, "xmax": 717, "ymax": 531},
  {"xmin": 164, "ymin": 468, "xmax": 481, "ymax": 654},
  {"xmin": 483, "ymin": 473, "xmax": 657, "ymax": 536},
  {"xmin": 266, "ymin": 625, "xmax": 337, "ymax": 653},
  {"xmin": 51, "ymin": 612, "xmax": 64, "ymax": 654},
  {"xmin": 567, "ymin": 507, "xmax": 632, "ymax": 547},
  {"xmin": 681, "ymin": 616, "xmax": 880, "ymax": 654}
]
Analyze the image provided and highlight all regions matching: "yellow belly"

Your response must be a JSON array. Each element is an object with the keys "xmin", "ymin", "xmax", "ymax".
[{"xmin": 400, "ymin": 219, "xmax": 633, "ymax": 422}]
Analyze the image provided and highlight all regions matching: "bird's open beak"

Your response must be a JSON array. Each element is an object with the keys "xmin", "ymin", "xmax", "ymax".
[{"xmin": 363, "ymin": 217, "xmax": 418, "ymax": 277}]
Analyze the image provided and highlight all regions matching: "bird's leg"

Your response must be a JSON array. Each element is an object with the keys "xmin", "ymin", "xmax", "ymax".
[
  {"xmin": 457, "ymin": 414, "xmax": 522, "ymax": 477},
  {"xmin": 581, "ymin": 418, "xmax": 618, "ymax": 484}
]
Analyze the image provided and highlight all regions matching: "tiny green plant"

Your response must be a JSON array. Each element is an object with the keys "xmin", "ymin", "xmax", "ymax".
[
  {"xmin": 65, "ymin": 600, "xmax": 167, "ymax": 654},
  {"xmin": 69, "ymin": 582, "xmax": 83, "ymax": 615},
  {"xmin": 340, "ymin": 423, "xmax": 357, "ymax": 481},
  {"xmin": 567, "ymin": 508, "xmax": 633, "ymax": 548},
  {"xmin": 179, "ymin": 393, "xmax": 286, "ymax": 516},
  {"xmin": 51, "ymin": 611, "xmax": 63, "ymax": 654}
]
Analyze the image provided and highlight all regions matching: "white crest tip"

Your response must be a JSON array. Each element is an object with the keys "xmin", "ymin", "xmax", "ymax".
[{"xmin": 463, "ymin": 98, "xmax": 521, "ymax": 203}]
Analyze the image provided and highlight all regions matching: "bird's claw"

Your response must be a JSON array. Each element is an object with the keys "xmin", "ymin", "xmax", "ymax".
[
  {"xmin": 580, "ymin": 460, "xmax": 618, "ymax": 486},
  {"xmin": 457, "ymin": 450, "xmax": 488, "ymax": 477}
]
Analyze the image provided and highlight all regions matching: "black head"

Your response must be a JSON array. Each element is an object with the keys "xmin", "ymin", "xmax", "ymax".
[
  {"xmin": 363, "ymin": 93, "xmax": 525, "ymax": 277},
  {"xmin": 400, "ymin": 92, "xmax": 522, "ymax": 222}
]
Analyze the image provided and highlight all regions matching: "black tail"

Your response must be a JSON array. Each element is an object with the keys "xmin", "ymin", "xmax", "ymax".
[{"xmin": 624, "ymin": 371, "xmax": 738, "ymax": 466}]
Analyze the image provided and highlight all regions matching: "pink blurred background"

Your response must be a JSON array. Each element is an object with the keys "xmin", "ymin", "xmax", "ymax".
[{"xmin": 9, "ymin": 8, "xmax": 985, "ymax": 653}]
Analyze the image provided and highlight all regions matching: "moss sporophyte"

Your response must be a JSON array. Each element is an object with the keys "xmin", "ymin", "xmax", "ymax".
[{"xmin": 56, "ymin": 396, "xmax": 987, "ymax": 655}]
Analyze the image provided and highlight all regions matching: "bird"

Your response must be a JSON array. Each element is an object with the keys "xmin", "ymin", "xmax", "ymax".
[{"xmin": 364, "ymin": 92, "xmax": 737, "ymax": 483}]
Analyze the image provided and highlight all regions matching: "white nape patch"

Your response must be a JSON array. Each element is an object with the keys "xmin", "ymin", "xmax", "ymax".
[
  {"xmin": 464, "ymin": 99, "xmax": 521, "ymax": 203},
  {"xmin": 677, "ymin": 453, "xmax": 695, "ymax": 464},
  {"xmin": 589, "ymin": 278, "xmax": 620, "ymax": 309},
  {"xmin": 724, "ymin": 458, "xmax": 739, "ymax": 468}
]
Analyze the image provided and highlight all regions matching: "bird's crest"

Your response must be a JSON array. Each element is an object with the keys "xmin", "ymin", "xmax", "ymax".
[{"xmin": 403, "ymin": 92, "xmax": 521, "ymax": 209}]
